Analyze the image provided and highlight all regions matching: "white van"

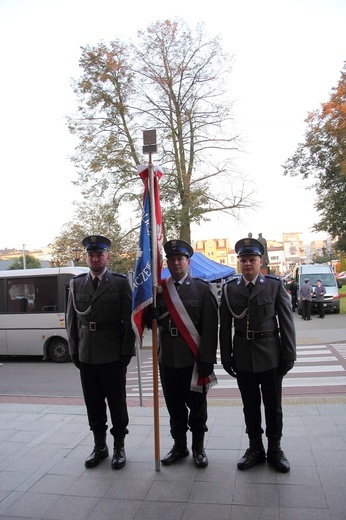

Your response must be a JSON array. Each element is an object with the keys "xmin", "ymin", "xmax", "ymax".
[
  {"xmin": 0, "ymin": 267, "xmax": 88, "ymax": 362},
  {"xmin": 295, "ymin": 264, "xmax": 340, "ymax": 314}
]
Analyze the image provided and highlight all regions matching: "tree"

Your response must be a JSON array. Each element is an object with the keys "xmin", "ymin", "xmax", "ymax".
[
  {"xmin": 9, "ymin": 254, "xmax": 41, "ymax": 270},
  {"xmin": 67, "ymin": 19, "xmax": 256, "ymax": 244},
  {"xmin": 283, "ymin": 62, "xmax": 346, "ymax": 251},
  {"xmin": 50, "ymin": 199, "xmax": 138, "ymax": 273}
]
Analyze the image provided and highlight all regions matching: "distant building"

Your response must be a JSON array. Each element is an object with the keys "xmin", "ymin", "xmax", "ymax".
[
  {"xmin": 282, "ymin": 232, "xmax": 304, "ymax": 269},
  {"xmin": 267, "ymin": 243, "xmax": 285, "ymax": 276},
  {"xmin": 194, "ymin": 238, "xmax": 237, "ymax": 270},
  {"xmin": 195, "ymin": 237, "xmax": 290, "ymax": 275},
  {"xmin": 0, "ymin": 246, "xmax": 53, "ymax": 269}
]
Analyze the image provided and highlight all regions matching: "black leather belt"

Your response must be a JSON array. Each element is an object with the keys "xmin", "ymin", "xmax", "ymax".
[
  {"xmin": 235, "ymin": 329, "xmax": 279, "ymax": 340},
  {"xmin": 81, "ymin": 322, "xmax": 121, "ymax": 332}
]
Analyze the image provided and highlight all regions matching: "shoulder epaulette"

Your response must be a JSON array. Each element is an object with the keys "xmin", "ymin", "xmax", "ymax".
[
  {"xmin": 73, "ymin": 272, "xmax": 88, "ymax": 279},
  {"xmin": 194, "ymin": 277, "xmax": 210, "ymax": 284},
  {"xmin": 110, "ymin": 272, "xmax": 127, "ymax": 278},
  {"xmin": 265, "ymin": 274, "xmax": 281, "ymax": 281},
  {"xmin": 225, "ymin": 277, "xmax": 239, "ymax": 284}
]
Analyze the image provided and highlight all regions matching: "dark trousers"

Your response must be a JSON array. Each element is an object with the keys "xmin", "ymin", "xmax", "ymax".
[
  {"xmin": 80, "ymin": 361, "xmax": 129, "ymax": 439},
  {"xmin": 291, "ymin": 295, "xmax": 297, "ymax": 311},
  {"xmin": 159, "ymin": 364, "xmax": 208, "ymax": 437},
  {"xmin": 317, "ymin": 301, "xmax": 325, "ymax": 318},
  {"xmin": 236, "ymin": 368, "xmax": 283, "ymax": 439},
  {"xmin": 301, "ymin": 300, "xmax": 312, "ymax": 320}
]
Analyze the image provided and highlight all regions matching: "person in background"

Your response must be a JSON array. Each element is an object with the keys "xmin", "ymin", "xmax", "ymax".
[
  {"xmin": 314, "ymin": 279, "xmax": 326, "ymax": 319},
  {"xmin": 220, "ymin": 237, "xmax": 296, "ymax": 473},
  {"xmin": 299, "ymin": 278, "xmax": 313, "ymax": 320},
  {"xmin": 288, "ymin": 277, "xmax": 298, "ymax": 312},
  {"xmin": 66, "ymin": 235, "xmax": 135, "ymax": 470},
  {"xmin": 151, "ymin": 239, "xmax": 218, "ymax": 468}
]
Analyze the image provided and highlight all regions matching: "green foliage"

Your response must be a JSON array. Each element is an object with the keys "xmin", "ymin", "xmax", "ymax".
[
  {"xmin": 9, "ymin": 254, "xmax": 41, "ymax": 270},
  {"xmin": 283, "ymin": 62, "xmax": 346, "ymax": 252},
  {"xmin": 339, "ymin": 253, "xmax": 346, "ymax": 272},
  {"xmin": 315, "ymin": 254, "xmax": 338, "ymax": 264},
  {"xmin": 50, "ymin": 199, "xmax": 138, "ymax": 274}
]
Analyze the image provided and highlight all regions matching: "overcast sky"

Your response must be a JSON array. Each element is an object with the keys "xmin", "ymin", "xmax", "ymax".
[{"xmin": 0, "ymin": 0, "xmax": 345, "ymax": 251}]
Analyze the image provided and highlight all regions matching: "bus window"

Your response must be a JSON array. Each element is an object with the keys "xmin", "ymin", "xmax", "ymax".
[
  {"xmin": 0, "ymin": 279, "xmax": 4, "ymax": 313},
  {"xmin": 7, "ymin": 277, "xmax": 57, "ymax": 313}
]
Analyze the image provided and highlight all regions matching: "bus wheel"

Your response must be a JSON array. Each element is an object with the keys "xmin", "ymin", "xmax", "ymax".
[{"xmin": 48, "ymin": 338, "xmax": 70, "ymax": 363}]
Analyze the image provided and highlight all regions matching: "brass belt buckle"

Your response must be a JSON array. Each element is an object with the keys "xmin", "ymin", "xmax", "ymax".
[
  {"xmin": 89, "ymin": 322, "xmax": 96, "ymax": 331},
  {"xmin": 170, "ymin": 328, "xmax": 178, "ymax": 337},
  {"xmin": 246, "ymin": 329, "xmax": 255, "ymax": 340}
]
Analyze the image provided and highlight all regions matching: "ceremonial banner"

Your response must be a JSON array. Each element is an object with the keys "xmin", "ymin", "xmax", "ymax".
[{"xmin": 131, "ymin": 165, "xmax": 163, "ymax": 345}]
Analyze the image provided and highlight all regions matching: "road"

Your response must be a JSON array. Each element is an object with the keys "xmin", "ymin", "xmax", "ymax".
[
  {"xmin": 0, "ymin": 312, "xmax": 345, "ymax": 403},
  {"xmin": 126, "ymin": 339, "xmax": 346, "ymax": 402}
]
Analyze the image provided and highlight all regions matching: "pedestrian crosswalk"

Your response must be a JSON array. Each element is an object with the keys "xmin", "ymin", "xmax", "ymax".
[
  {"xmin": 332, "ymin": 344, "xmax": 346, "ymax": 359},
  {"xmin": 126, "ymin": 343, "xmax": 346, "ymax": 399}
]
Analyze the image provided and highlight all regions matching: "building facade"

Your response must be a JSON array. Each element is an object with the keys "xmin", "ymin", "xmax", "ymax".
[{"xmin": 194, "ymin": 238, "xmax": 233, "ymax": 266}]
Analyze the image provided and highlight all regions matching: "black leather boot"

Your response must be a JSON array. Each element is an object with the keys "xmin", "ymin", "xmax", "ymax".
[
  {"xmin": 192, "ymin": 432, "xmax": 208, "ymax": 468},
  {"xmin": 85, "ymin": 432, "xmax": 109, "ymax": 468},
  {"xmin": 111, "ymin": 437, "xmax": 126, "ymax": 470},
  {"xmin": 267, "ymin": 438, "xmax": 290, "ymax": 473},
  {"xmin": 161, "ymin": 434, "xmax": 189, "ymax": 466},
  {"xmin": 237, "ymin": 436, "xmax": 265, "ymax": 470}
]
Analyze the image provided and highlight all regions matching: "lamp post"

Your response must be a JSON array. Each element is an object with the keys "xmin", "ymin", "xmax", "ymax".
[{"xmin": 72, "ymin": 245, "xmax": 82, "ymax": 263}]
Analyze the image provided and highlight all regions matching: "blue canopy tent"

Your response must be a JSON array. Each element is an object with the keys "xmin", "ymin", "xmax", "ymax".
[{"xmin": 161, "ymin": 252, "xmax": 236, "ymax": 282}]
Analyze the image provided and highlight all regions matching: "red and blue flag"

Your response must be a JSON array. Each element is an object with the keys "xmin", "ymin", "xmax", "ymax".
[{"xmin": 131, "ymin": 165, "xmax": 163, "ymax": 345}]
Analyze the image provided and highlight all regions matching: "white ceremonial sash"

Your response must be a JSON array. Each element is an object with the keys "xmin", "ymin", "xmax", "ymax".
[{"xmin": 161, "ymin": 276, "xmax": 217, "ymax": 393}]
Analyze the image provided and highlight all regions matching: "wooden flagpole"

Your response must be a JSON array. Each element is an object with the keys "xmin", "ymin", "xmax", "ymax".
[
  {"xmin": 149, "ymin": 159, "xmax": 161, "ymax": 471},
  {"xmin": 143, "ymin": 130, "xmax": 161, "ymax": 471}
]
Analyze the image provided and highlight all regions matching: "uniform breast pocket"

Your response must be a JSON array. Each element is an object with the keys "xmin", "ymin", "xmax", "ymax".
[
  {"xmin": 76, "ymin": 294, "xmax": 92, "ymax": 311},
  {"xmin": 76, "ymin": 294, "xmax": 91, "ymax": 302},
  {"xmin": 100, "ymin": 294, "xmax": 121, "ymax": 312},
  {"xmin": 228, "ymin": 297, "xmax": 248, "ymax": 308},
  {"xmin": 100, "ymin": 294, "xmax": 120, "ymax": 302},
  {"xmin": 255, "ymin": 294, "xmax": 275, "ymax": 315},
  {"xmin": 184, "ymin": 299, "xmax": 199, "ymax": 309},
  {"xmin": 184, "ymin": 299, "xmax": 201, "ymax": 324},
  {"xmin": 256, "ymin": 294, "xmax": 274, "ymax": 306}
]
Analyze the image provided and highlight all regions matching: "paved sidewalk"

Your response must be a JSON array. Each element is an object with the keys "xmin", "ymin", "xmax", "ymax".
[
  {"xmin": 1, "ymin": 397, "xmax": 346, "ymax": 520},
  {"xmin": 1, "ymin": 312, "xmax": 345, "ymax": 519}
]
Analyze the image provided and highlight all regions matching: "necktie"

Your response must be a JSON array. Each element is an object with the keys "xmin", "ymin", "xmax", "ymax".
[
  {"xmin": 247, "ymin": 282, "xmax": 253, "ymax": 294},
  {"xmin": 92, "ymin": 277, "xmax": 99, "ymax": 290},
  {"xmin": 174, "ymin": 281, "xmax": 180, "ymax": 291}
]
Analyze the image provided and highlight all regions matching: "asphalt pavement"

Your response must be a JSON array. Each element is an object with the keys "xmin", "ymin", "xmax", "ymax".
[{"xmin": 292, "ymin": 310, "xmax": 346, "ymax": 345}]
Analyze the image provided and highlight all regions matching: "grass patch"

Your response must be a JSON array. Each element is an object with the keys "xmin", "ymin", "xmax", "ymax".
[{"xmin": 339, "ymin": 285, "xmax": 346, "ymax": 314}]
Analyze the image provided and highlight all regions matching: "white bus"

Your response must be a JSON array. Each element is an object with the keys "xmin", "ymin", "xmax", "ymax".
[{"xmin": 0, "ymin": 267, "xmax": 88, "ymax": 362}]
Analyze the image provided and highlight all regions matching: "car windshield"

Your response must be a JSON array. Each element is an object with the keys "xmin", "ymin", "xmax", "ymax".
[{"xmin": 301, "ymin": 274, "xmax": 336, "ymax": 287}]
